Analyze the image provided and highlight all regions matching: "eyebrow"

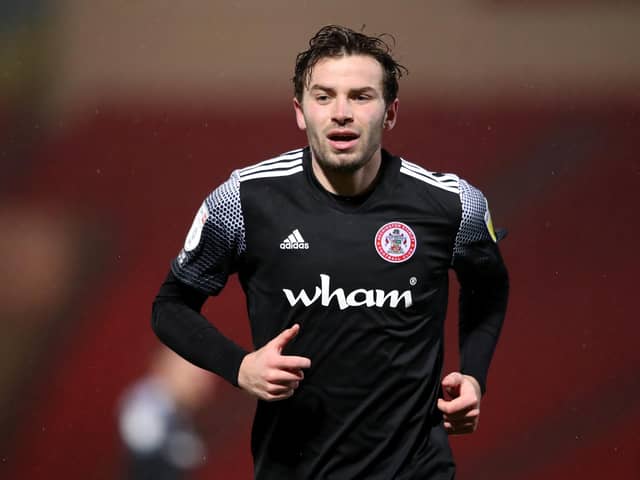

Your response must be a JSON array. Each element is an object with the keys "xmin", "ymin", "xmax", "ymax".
[{"xmin": 309, "ymin": 85, "xmax": 379, "ymax": 95}]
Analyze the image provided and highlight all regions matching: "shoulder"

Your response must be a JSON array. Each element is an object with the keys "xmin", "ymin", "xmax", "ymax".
[
  {"xmin": 394, "ymin": 156, "xmax": 497, "ymax": 243},
  {"xmin": 455, "ymin": 179, "xmax": 500, "ymax": 255},
  {"xmin": 396, "ymin": 157, "xmax": 489, "ymax": 217},
  {"xmin": 458, "ymin": 178, "xmax": 489, "ymax": 221},
  {"xmin": 397, "ymin": 157, "xmax": 461, "ymax": 195},
  {"xmin": 198, "ymin": 147, "xmax": 305, "ymax": 214},
  {"xmin": 394, "ymin": 156, "xmax": 462, "ymax": 222},
  {"xmin": 235, "ymin": 148, "xmax": 305, "ymax": 184}
]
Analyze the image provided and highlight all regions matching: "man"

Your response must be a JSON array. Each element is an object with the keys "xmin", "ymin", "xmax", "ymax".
[
  {"xmin": 152, "ymin": 25, "xmax": 509, "ymax": 479},
  {"xmin": 118, "ymin": 347, "xmax": 216, "ymax": 479}
]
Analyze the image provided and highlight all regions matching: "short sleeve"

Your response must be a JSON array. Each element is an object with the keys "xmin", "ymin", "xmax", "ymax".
[
  {"xmin": 452, "ymin": 179, "xmax": 498, "ymax": 262},
  {"xmin": 171, "ymin": 171, "xmax": 245, "ymax": 295}
]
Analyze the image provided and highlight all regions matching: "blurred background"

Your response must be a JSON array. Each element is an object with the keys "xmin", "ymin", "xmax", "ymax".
[{"xmin": 1, "ymin": 1, "xmax": 638, "ymax": 478}]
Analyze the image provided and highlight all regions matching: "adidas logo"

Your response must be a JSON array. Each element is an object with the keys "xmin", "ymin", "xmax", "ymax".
[{"xmin": 280, "ymin": 229, "xmax": 309, "ymax": 250}]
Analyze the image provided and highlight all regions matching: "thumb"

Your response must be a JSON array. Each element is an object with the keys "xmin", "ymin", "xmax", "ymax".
[
  {"xmin": 442, "ymin": 372, "xmax": 464, "ymax": 398},
  {"xmin": 270, "ymin": 324, "xmax": 300, "ymax": 352}
]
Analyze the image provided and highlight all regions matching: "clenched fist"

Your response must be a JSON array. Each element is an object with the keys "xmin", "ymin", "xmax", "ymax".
[
  {"xmin": 437, "ymin": 372, "xmax": 482, "ymax": 435},
  {"xmin": 238, "ymin": 324, "xmax": 311, "ymax": 401}
]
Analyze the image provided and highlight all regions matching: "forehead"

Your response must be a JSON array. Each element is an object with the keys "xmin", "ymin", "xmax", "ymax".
[{"xmin": 306, "ymin": 54, "xmax": 384, "ymax": 91}]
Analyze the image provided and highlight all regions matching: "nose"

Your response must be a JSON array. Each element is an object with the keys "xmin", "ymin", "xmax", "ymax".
[{"xmin": 331, "ymin": 97, "xmax": 353, "ymax": 125}]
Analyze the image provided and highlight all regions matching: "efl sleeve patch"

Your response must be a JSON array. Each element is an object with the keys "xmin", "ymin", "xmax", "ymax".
[
  {"xmin": 483, "ymin": 199, "xmax": 498, "ymax": 243},
  {"xmin": 184, "ymin": 202, "xmax": 210, "ymax": 252}
]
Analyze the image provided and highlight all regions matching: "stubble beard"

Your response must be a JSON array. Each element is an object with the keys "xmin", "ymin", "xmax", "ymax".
[
  {"xmin": 312, "ymin": 148, "xmax": 369, "ymax": 174},
  {"xmin": 309, "ymin": 128, "xmax": 381, "ymax": 175}
]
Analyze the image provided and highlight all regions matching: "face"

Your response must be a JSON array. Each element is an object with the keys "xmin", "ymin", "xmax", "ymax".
[{"xmin": 294, "ymin": 55, "xmax": 398, "ymax": 174}]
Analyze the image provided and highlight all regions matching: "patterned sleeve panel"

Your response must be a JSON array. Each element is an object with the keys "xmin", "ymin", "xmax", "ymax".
[
  {"xmin": 453, "ymin": 179, "xmax": 497, "ymax": 260},
  {"xmin": 171, "ymin": 171, "xmax": 246, "ymax": 296}
]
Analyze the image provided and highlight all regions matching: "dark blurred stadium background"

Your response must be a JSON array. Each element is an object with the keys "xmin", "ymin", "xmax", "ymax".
[{"xmin": 1, "ymin": 1, "xmax": 638, "ymax": 478}]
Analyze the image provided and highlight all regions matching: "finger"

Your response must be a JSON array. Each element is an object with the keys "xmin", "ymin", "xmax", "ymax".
[
  {"xmin": 443, "ymin": 420, "xmax": 477, "ymax": 435},
  {"xmin": 283, "ymin": 367, "xmax": 305, "ymax": 379},
  {"xmin": 446, "ymin": 412, "xmax": 480, "ymax": 426},
  {"xmin": 441, "ymin": 372, "xmax": 464, "ymax": 390},
  {"xmin": 265, "ymin": 383, "xmax": 297, "ymax": 396},
  {"xmin": 442, "ymin": 415, "xmax": 479, "ymax": 430},
  {"xmin": 442, "ymin": 406, "xmax": 479, "ymax": 422},
  {"xmin": 443, "ymin": 385, "xmax": 457, "ymax": 400},
  {"xmin": 265, "ymin": 369, "xmax": 304, "ymax": 385},
  {"xmin": 276, "ymin": 355, "xmax": 311, "ymax": 370},
  {"xmin": 438, "ymin": 397, "xmax": 466, "ymax": 415},
  {"xmin": 270, "ymin": 324, "xmax": 301, "ymax": 351},
  {"xmin": 437, "ymin": 395, "xmax": 476, "ymax": 415},
  {"xmin": 262, "ymin": 389, "xmax": 295, "ymax": 402},
  {"xmin": 264, "ymin": 380, "xmax": 303, "ymax": 399}
]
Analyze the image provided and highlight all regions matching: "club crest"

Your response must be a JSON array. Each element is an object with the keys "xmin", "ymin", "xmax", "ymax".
[{"xmin": 375, "ymin": 222, "xmax": 417, "ymax": 263}]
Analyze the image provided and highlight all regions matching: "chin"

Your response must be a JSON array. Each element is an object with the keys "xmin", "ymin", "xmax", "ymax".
[
  {"xmin": 322, "ymin": 154, "xmax": 368, "ymax": 173},
  {"xmin": 333, "ymin": 160, "xmax": 366, "ymax": 174}
]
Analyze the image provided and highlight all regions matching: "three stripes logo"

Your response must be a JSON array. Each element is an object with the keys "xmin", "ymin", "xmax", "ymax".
[{"xmin": 280, "ymin": 229, "xmax": 309, "ymax": 250}]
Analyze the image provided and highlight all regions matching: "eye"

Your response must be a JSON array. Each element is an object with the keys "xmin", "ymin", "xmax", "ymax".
[
  {"xmin": 315, "ymin": 94, "xmax": 330, "ymax": 104},
  {"xmin": 354, "ymin": 94, "xmax": 372, "ymax": 102}
]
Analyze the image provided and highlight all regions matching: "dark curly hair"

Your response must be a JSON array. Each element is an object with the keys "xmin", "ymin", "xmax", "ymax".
[{"xmin": 293, "ymin": 25, "xmax": 408, "ymax": 106}]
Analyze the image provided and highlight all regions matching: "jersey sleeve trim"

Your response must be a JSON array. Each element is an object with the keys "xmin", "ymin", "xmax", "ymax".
[
  {"xmin": 171, "ymin": 170, "xmax": 246, "ymax": 296},
  {"xmin": 238, "ymin": 149, "xmax": 304, "ymax": 182},
  {"xmin": 399, "ymin": 159, "xmax": 460, "ymax": 194}
]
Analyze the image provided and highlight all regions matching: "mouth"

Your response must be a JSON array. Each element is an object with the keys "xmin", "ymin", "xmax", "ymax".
[{"xmin": 327, "ymin": 130, "xmax": 360, "ymax": 151}]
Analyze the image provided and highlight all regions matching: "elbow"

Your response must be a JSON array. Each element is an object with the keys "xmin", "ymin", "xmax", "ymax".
[
  {"xmin": 499, "ymin": 267, "xmax": 510, "ymax": 298},
  {"xmin": 151, "ymin": 298, "xmax": 167, "ymax": 341}
]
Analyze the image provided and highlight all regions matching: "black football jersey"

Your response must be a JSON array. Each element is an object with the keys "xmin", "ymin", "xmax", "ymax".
[{"xmin": 171, "ymin": 147, "xmax": 499, "ymax": 479}]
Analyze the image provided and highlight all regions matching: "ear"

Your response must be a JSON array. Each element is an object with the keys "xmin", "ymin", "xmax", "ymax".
[
  {"xmin": 383, "ymin": 98, "xmax": 399, "ymax": 131},
  {"xmin": 293, "ymin": 97, "xmax": 307, "ymax": 131}
]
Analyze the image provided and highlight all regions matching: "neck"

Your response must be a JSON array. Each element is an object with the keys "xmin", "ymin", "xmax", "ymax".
[{"xmin": 311, "ymin": 150, "xmax": 383, "ymax": 197}]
